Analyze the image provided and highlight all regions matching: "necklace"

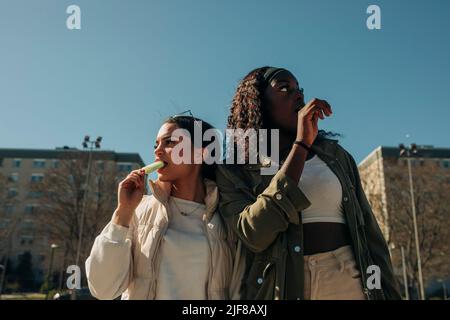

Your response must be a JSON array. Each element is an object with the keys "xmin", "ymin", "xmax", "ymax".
[{"xmin": 171, "ymin": 197, "xmax": 205, "ymax": 216}]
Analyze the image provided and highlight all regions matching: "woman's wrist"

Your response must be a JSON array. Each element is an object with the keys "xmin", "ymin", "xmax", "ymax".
[
  {"xmin": 113, "ymin": 206, "xmax": 134, "ymax": 227},
  {"xmin": 293, "ymin": 139, "xmax": 312, "ymax": 151}
]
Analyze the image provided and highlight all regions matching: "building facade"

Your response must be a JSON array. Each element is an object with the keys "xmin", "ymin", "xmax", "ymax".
[
  {"xmin": 0, "ymin": 146, "xmax": 145, "ymax": 291},
  {"xmin": 358, "ymin": 145, "xmax": 450, "ymax": 298}
]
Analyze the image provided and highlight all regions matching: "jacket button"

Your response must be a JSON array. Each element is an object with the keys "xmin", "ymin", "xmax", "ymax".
[
  {"xmin": 257, "ymin": 278, "xmax": 263, "ymax": 285},
  {"xmin": 294, "ymin": 245, "xmax": 301, "ymax": 253},
  {"xmin": 275, "ymin": 193, "xmax": 283, "ymax": 200},
  {"xmin": 343, "ymin": 197, "xmax": 348, "ymax": 202}
]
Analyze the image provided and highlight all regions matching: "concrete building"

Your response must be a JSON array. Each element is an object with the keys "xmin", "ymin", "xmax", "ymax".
[
  {"xmin": 358, "ymin": 145, "xmax": 450, "ymax": 298},
  {"xmin": 0, "ymin": 146, "xmax": 145, "ymax": 290}
]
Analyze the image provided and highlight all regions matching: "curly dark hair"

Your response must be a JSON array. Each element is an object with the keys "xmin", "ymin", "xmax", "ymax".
[
  {"xmin": 227, "ymin": 66, "xmax": 340, "ymax": 141},
  {"xmin": 227, "ymin": 66, "xmax": 270, "ymax": 131}
]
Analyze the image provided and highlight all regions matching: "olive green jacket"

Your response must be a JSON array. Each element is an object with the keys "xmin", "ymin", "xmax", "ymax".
[{"xmin": 216, "ymin": 138, "xmax": 401, "ymax": 300}]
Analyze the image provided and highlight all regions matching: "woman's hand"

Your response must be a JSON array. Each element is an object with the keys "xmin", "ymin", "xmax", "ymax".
[
  {"xmin": 113, "ymin": 169, "xmax": 146, "ymax": 227},
  {"xmin": 296, "ymin": 98, "xmax": 333, "ymax": 146}
]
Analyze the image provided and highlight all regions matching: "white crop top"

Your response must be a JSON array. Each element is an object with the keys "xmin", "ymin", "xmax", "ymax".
[{"xmin": 298, "ymin": 155, "xmax": 346, "ymax": 224}]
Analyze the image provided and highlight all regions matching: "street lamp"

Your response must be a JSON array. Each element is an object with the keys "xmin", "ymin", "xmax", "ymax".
[
  {"xmin": 398, "ymin": 143, "xmax": 425, "ymax": 300},
  {"xmin": 45, "ymin": 243, "xmax": 59, "ymax": 300},
  {"xmin": 72, "ymin": 135, "xmax": 102, "ymax": 300}
]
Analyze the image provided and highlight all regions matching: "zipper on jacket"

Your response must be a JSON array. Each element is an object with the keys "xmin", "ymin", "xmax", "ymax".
[
  {"xmin": 147, "ymin": 201, "xmax": 170, "ymax": 300},
  {"xmin": 203, "ymin": 221, "xmax": 214, "ymax": 300}
]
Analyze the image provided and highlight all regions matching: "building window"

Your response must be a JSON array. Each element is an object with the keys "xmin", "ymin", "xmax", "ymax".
[
  {"xmin": 13, "ymin": 159, "xmax": 21, "ymax": 168},
  {"xmin": 52, "ymin": 160, "xmax": 59, "ymax": 168},
  {"xmin": 8, "ymin": 173, "xmax": 19, "ymax": 182},
  {"xmin": 118, "ymin": 163, "xmax": 133, "ymax": 172},
  {"xmin": 25, "ymin": 205, "xmax": 37, "ymax": 214},
  {"xmin": 0, "ymin": 219, "xmax": 10, "ymax": 229},
  {"xmin": 4, "ymin": 205, "xmax": 15, "ymax": 215},
  {"xmin": 0, "ymin": 158, "xmax": 3, "ymax": 167},
  {"xmin": 28, "ymin": 191, "xmax": 43, "ymax": 198},
  {"xmin": 33, "ymin": 159, "xmax": 46, "ymax": 168},
  {"xmin": 8, "ymin": 188, "xmax": 18, "ymax": 197},
  {"xmin": 96, "ymin": 192, "xmax": 103, "ymax": 201},
  {"xmin": 20, "ymin": 236, "xmax": 34, "ymax": 246},
  {"xmin": 442, "ymin": 160, "xmax": 450, "ymax": 169},
  {"xmin": 21, "ymin": 220, "xmax": 34, "ymax": 230},
  {"xmin": 30, "ymin": 174, "xmax": 44, "ymax": 183}
]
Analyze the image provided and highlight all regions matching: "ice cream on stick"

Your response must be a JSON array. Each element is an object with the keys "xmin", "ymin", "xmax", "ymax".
[{"xmin": 141, "ymin": 161, "xmax": 165, "ymax": 174}]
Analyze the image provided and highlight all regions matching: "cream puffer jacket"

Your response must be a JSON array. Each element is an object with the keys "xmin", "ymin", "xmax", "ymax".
[{"xmin": 85, "ymin": 178, "xmax": 245, "ymax": 300}]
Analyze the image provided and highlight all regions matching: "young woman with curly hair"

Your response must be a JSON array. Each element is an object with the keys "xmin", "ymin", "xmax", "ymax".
[{"xmin": 216, "ymin": 66, "xmax": 401, "ymax": 300}]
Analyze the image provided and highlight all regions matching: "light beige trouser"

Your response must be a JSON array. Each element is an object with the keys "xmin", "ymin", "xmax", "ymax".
[{"xmin": 303, "ymin": 245, "xmax": 367, "ymax": 300}]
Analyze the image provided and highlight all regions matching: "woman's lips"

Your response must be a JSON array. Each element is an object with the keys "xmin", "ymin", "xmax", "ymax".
[
  {"xmin": 156, "ymin": 159, "xmax": 169, "ymax": 165},
  {"xmin": 157, "ymin": 161, "xmax": 168, "ymax": 173}
]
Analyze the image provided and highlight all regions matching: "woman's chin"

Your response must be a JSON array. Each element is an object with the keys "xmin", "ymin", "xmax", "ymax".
[{"xmin": 157, "ymin": 174, "xmax": 173, "ymax": 183}]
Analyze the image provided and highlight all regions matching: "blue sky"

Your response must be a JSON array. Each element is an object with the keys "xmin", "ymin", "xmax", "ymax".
[{"xmin": 1, "ymin": 0, "xmax": 449, "ymax": 165}]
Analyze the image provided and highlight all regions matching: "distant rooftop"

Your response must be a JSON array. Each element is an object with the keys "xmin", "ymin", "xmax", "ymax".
[
  {"xmin": 359, "ymin": 145, "xmax": 450, "ymax": 169},
  {"xmin": 0, "ymin": 146, "xmax": 145, "ymax": 166}
]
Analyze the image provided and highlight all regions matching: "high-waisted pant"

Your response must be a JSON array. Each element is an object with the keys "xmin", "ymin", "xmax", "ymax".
[{"xmin": 303, "ymin": 245, "xmax": 367, "ymax": 300}]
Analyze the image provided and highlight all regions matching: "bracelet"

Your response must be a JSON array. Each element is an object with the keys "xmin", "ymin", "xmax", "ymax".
[{"xmin": 293, "ymin": 140, "xmax": 312, "ymax": 152}]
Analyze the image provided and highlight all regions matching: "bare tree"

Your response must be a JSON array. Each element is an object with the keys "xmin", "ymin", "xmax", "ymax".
[
  {"xmin": 0, "ymin": 173, "xmax": 20, "ymax": 252},
  {"xmin": 0, "ymin": 172, "xmax": 20, "ymax": 294},
  {"xmin": 30, "ymin": 152, "xmax": 121, "ymax": 284}
]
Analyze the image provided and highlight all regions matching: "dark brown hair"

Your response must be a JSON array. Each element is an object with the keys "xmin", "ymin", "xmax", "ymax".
[{"xmin": 163, "ymin": 115, "xmax": 217, "ymax": 181}]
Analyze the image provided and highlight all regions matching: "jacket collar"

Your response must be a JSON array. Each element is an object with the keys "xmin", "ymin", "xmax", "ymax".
[{"xmin": 148, "ymin": 178, "xmax": 219, "ymax": 222}]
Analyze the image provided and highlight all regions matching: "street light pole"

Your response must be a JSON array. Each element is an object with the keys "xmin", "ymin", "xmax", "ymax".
[
  {"xmin": 401, "ymin": 246, "xmax": 409, "ymax": 300},
  {"xmin": 72, "ymin": 135, "xmax": 101, "ymax": 300},
  {"xmin": 45, "ymin": 243, "xmax": 59, "ymax": 300},
  {"xmin": 399, "ymin": 143, "xmax": 425, "ymax": 300}
]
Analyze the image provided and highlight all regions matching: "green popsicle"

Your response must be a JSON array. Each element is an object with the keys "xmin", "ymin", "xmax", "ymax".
[{"xmin": 141, "ymin": 161, "xmax": 165, "ymax": 174}]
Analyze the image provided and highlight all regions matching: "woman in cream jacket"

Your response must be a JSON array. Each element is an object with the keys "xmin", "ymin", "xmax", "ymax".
[{"xmin": 85, "ymin": 115, "xmax": 244, "ymax": 300}]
